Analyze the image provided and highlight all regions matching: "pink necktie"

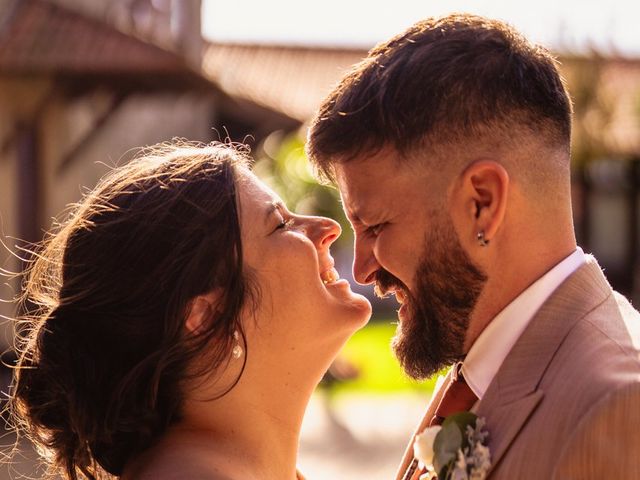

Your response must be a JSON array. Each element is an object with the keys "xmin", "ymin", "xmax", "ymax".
[
  {"xmin": 403, "ymin": 363, "xmax": 479, "ymax": 480},
  {"xmin": 430, "ymin": 362, "xmax": 478, "ymax": 426}
]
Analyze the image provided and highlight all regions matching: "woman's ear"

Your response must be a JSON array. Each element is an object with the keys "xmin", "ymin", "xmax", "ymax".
[
  {"xmin": 454, "ymin": 160, "xmax": 509, "ymax": 244},
  {"xmin": 185, "ymin": 289, "xmax": 223, "ymax": 335}
]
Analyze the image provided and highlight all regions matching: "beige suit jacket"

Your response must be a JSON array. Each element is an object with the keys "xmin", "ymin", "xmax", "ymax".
[{"xmin": 396, "ymin": 257, "xmax": 640, "ymax": 479}]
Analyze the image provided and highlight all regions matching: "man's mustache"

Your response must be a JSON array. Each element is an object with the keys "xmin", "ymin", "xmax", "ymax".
[{"xmin": 373, "ymin": 268, "xmax": 409, "ymax": 299}]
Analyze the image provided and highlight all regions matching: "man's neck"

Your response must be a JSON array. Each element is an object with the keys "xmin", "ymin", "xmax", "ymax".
[{"xmin": 465, "ymin": 240, "xmax": 577, "ymax": 352}]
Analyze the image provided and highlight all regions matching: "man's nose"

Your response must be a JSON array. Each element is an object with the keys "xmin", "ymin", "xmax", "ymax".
[
  {"xmin": 305, "ymin": 216, "xmax": 341, "ymax": 249},
  {"xmin": 352, "ymin": 235, "xmax": 380, "ymax": 285}
]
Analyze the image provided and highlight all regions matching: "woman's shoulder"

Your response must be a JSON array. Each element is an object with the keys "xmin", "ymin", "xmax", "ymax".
[
  {"xmin": 123, "ymin": 462, "xmax": 235, "ymax": 480},
  {"xmin": 122, "ymin": 439, "xmax": 243, "ymax": 480}
]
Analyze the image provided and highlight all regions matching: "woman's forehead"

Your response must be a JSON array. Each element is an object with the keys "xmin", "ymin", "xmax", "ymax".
[
  {"xmin": 236, "ymin": 171, "xmax": 285, "ymax": 234},
  {"xmin": 238, "ymin": 170, "xmax": 280, "ymax": 204}
]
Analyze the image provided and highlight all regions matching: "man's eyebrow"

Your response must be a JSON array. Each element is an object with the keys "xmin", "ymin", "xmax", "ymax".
[
  {"xmin": 350, "ymin": 207, "xmax": 386, "ymax": 227},
  {"xmin": 342, "ymin": 196, "xmax": 378, "ymax": 225},
  {"xmin": 348, "ymin": 210, "xmax": 361, "ymax": 223},
  {"xmin": 344, "ymin": 202, "xmax": 367, "ymax": 224}
]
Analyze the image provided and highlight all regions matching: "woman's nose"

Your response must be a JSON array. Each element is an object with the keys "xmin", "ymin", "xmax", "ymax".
[{"xmin": 305, "ymin": 216, "xmax": 341, "ymax": 249}]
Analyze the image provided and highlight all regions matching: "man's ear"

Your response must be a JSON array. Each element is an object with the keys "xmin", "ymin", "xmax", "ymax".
[
  {"xmin": 454, "ymin": 160, "xmax": 509, "ymax": 243},
  {"xmin": 185, "ymin": 289, "xmax": 223, "ymax": 335}
]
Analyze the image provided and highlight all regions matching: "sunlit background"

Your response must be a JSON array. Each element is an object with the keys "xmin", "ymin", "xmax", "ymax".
[
  {"xmin": 203, "ymin": 0, "xmax": 640, "ymax": 55},
  {"xmin": 0, "ymin": 0, "xmax": 638, "ymax": 478}
]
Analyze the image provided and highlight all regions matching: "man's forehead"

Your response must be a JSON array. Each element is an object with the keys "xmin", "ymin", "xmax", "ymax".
[
  {"xmin": 334, "ymin": 165, "xmax": 366, "ymax": 204},
  {"xmin": 338, "ymin": 191, "xmax": 365, "ymax": 222},
  {"xmin": 333, "ymin": 144, "xmax": 415, "ymax": 181},
  {"xmin": 334, "ymin": 168, "xmax": 384, "ymax": 223},
  {"xmin": 334, "ymin": 158, "xmax": 381, "ymax": 190}
]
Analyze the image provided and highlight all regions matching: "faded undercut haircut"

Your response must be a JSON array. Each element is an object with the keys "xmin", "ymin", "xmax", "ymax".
[{"xmin": 306, "ymin": 13, "xmax": 573, "ymax": 185}]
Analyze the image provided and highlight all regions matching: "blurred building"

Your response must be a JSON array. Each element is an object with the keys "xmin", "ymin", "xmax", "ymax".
[
  {"xmin": 563, "ymin": 56, "xmax": 640, "ymax": 301},
  {"xmin": 0, "ymin": 0, "xmax": 298, "ymax": 350}
]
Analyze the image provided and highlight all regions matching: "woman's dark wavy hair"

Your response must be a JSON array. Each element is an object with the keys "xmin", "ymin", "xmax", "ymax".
[{"xmin": 7, "ymin": 141, "xmax": 257, "ymax": 479}]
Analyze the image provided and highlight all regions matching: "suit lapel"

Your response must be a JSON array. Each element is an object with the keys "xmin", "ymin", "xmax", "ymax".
[
  {"xmin": 394, "ymin": 371, "xmax": 452, "ymax": 480},
  {"xmin": 478, "ymin": 390, "xmax": 544, "ymax": 469},
  {"xmin": 476, "ymin": 256, "xmax": 612, "ymax": 474},
  {"xmin": 394, "ymin": 257, "xmax": 612, "ymax": 479}
]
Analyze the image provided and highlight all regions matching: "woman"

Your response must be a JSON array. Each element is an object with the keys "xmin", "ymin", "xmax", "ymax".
[{"xmin": 9, "ymin": 142, "xmax": 371, "ymax": 479}]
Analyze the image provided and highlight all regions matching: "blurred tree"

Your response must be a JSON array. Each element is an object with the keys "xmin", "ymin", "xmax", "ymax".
[
  {"xmin": 566, "ymin": 55, "xmax": 614, "ymax": 167},
  {"xmin": 254, "ymin": 130, "xmax": 354, "ymax": 250}
]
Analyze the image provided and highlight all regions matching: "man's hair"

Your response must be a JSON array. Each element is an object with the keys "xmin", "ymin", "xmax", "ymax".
[{"xmin": 306, "ymin": 14, "xmax": 573, "ymax": 183}]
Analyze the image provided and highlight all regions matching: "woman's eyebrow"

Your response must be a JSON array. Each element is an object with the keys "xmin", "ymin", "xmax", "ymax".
[{"xmin": 263, "ymin": 201, "xmax": 285, "ymax": 227}]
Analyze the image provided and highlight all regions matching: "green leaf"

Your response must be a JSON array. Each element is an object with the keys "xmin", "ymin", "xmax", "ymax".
[
  {"xmin": 442, "ymin": 412, "xmax": 478, "ymax": 443},
  {"xmin": 433, "ymin": 422, "xmax": 462, "ymax": 473},
  {"xmin": 434, "ymin": 412, "xmax": 478, "ymax": 476}
]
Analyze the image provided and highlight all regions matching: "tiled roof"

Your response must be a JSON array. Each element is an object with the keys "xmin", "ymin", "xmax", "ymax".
[
  {"xmin": 203, "ymin": 42, "xmax": 367, "ymax": 122},
  {"xmin": 0, "ymin": 0, "xmax": 192, "ymax": 75}
]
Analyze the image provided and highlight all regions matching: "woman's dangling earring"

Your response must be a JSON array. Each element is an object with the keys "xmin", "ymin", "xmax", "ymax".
[
  {"xmin": 232, "ymin": 330, "xmax": 243, "ymax": 359},
  {"xmin": 477, "ymin": 230, "xmax": 489, "ymax": 247}
]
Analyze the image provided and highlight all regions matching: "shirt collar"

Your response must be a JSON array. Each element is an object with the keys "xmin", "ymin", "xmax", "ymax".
[{"xmin": 461, "ymin": 248, "xmax": 586, "ymax": 400}]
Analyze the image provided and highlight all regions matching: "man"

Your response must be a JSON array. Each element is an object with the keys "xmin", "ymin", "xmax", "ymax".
[{"xmin": 306, "ymin": 13, "xmax": 640, "ymax": 479}]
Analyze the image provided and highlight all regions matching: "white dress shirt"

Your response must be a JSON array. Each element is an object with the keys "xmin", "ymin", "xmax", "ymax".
[{"xmin": 461, "ymin": 248, "xmax": 586, "ymax": 402}]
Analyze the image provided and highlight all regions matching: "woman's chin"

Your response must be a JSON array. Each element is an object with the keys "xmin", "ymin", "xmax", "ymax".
[
  {"xmin": 323, "ymin": 279, "xmax": 372, "ymax": 319},
  {"xmin": 332, "ymin": 294, "xmax": 372, "ymax": 331},
  {"xmin": 353, "ymin": 295, "xmax": 373, "ymax": 325}
]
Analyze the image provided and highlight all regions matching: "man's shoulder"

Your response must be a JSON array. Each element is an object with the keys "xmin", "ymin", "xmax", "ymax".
[
  {"xmin": 484, "ymin": 291, "xmax": 640, "ymax": 478},
  {"xmin": 552, "ymin": 381, "xmax": 640, "ymax": 479},
  {"xmin": 590, "ymin": 288, "xmax": 640, "ymax": 332},
  {"xmin": 530, "ymin": 287, "xmax": 640, "ymax": 442},
  {"xmin": 568, "ymin": 288, "xmax": 640, "ymax": 365},
  {"xmin": 549, "ymin": 288, "xmax": 640, "ymax": 390}
]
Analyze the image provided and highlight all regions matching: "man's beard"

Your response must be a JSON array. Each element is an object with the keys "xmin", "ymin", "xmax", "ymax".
[{"xmin": 376, "ymin": 213, "xmax": 487, "ymax": 380}]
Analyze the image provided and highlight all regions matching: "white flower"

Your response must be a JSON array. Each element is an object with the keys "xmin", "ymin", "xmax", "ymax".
[
  {"xmin": 469, "ymin": 443, "xmax": 491, "ymax": 479},
  {"xmin": 451, "ymin": 450, "xmax": 469, "ymax": 480},
  {"xmin": 413, "ymin": 425, "xmax": 442, "ymax": 467},
  {"xmin": 416, "ymin": 414, "xmax": 491, "ymax": 480}
]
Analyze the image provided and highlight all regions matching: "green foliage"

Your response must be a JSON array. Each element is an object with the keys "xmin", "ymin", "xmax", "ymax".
[
  {"xmin": 435, "ymin": 412, "xmax": 478, "ymax": 478},
  {"xmin": 254, "ymin": 131, "xmax": 353, "ymax": 248},
  {"xmin": 434, "ymin": 420, "xmax": 463, "ymax": 474},
  {"xmin": 329, "ymin": 321, "xmax": 441, "ymax": 394}
]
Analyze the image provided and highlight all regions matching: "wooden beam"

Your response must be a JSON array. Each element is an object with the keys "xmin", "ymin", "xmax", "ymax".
[{"xmin": 56, "ymin": 92, "xmax": 127, "ymax": 175}]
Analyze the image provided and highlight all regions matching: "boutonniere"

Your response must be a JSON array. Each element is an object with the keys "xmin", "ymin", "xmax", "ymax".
[{"xmin": 413, "ymin": 412, "xmax": 491, "ymax": 480}]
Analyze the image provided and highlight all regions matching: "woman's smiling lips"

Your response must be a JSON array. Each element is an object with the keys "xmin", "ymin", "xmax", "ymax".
[
  {"xmin": 320, "ymin": 267, "xmax": 340, "ymax": 285},
  {"xmin": 320, "ymin": 262, "xmax": 353, "ymax": 289}
]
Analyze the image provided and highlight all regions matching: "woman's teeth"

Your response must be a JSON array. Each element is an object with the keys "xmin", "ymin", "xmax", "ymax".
[{"xmin": 321, "ymin": 268, "xmax": 340, "ymax": 285}]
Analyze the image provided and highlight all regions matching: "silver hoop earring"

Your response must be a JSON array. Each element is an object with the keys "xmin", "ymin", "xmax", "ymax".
[
  {"xmin": 477, "ymin": 231, "xmax": 489, "ymax": 247},
  {"xmin": 232, "ymin": 330, "xmax": 243, "ymax": 359}
]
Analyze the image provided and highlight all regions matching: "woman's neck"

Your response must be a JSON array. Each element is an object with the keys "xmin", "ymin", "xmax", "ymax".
[
  {"xmin": 169, "ymin": 371, "xmax": 318, "ymax": 480},
  {"xmin": 124, "ymin": 336, "xmax": 347, "ymax": 480}
]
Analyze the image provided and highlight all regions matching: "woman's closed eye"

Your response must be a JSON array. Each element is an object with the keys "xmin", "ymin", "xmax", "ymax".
[{"xmin": 275, "ymin": 218, "xmax": 295, "ymax": 231}]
